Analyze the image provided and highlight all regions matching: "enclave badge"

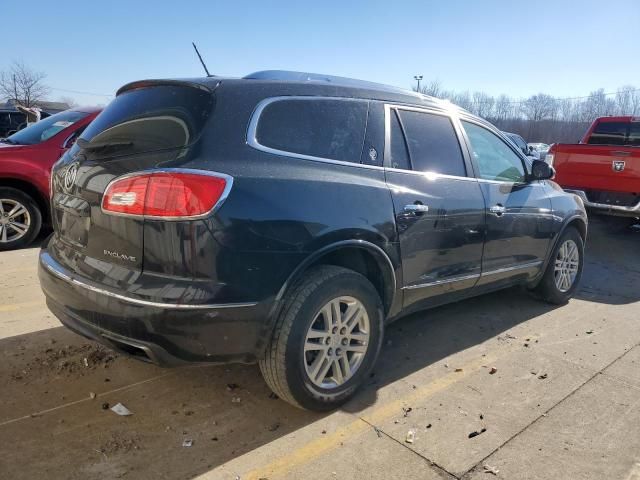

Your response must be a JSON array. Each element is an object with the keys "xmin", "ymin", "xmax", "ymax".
[{"xmin": 104, "ymin": 249, "xmax": 137, "ymax": 262}]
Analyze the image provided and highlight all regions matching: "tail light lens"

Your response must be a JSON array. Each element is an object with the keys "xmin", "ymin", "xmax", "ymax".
[{"xmin": 102, "ymin": 170, "xmax": 230, "ymax": 218}]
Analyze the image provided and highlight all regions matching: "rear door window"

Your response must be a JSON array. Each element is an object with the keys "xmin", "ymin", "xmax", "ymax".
[
  {"xmin": 254, "ymin": 98, "xmax": 368, "ymax": 162},
  {"xmin": 587, "ymin": 121, "xmax": 629, "ymax": 146},
  {"xmin": 79, "ymin": 84, "xmax": 214, "ymax": 156},
  {"xmin": 396, "ymin": 109, "xmax": 466, "ymax": 176}
]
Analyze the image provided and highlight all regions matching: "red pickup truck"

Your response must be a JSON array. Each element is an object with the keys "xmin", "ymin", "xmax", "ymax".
[
  {"xmin": 0, "ymin": 107, "xmax": 100, "ymax": 250},
  {"xmin": 548, "ymin": 116, "xmax": 639, "ymax": 218}
]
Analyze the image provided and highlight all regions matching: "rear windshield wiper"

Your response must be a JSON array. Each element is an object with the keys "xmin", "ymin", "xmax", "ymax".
[
  {"xmin": 77, "ymin": 138, "xmax": 134, "ymax": 151},
  {"xmin": 1, "ymin": 138, "xmax": 18, "ymax": 145}
]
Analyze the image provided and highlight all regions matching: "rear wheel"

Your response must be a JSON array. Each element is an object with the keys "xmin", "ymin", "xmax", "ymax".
[
  {"xmin": 259, "ymin": 265, "xmax": 384, "ymax": 411},
  {"xmin": 0, "ymin": 187, "xmax": 42, "ymax": 251},
  {"xmin": 534, "ymin": 227, "xmax": 584, "ymax": 304}
]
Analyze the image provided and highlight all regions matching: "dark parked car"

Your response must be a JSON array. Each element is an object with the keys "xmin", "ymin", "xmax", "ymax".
[
  {"xmin": 503, "ymin": 131, "xmax": 539, "ymax": 160},
  {"xmin": 39, "ymin": 71, "xmax": 588, "ymax": 410},
  {"xmin": 0, "ymin": 109, "xmax": 27, "ymax": 138}
]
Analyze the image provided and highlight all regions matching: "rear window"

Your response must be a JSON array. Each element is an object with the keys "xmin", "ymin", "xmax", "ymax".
[
  {"xmin": 587, "ymin": 121, "xmax": 630, "ymax": 146},
  {"xmin": 254, "ymin": 98, "xmax": 368, "ymax": 162},
  {"xmin": 80, "ymin": 84, "xmax": 214, "ymax": 155}
]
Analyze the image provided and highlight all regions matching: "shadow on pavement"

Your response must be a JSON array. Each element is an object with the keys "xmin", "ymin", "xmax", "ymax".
[
  {"xmin": 0, "ymin": 287, "xmax": 554, "ymax": 479},
  {"xmin": 574, "ymin": 215, "xmax": 640, "ymax": 305}
]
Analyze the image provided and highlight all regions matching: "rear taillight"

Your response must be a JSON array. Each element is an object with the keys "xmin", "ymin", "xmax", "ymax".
[{"xmin": 102, "ymin": 170, "xmax": 231, "ymax": 219}]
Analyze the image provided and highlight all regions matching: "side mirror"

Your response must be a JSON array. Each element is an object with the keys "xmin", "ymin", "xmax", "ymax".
[{"xmin": 530, "ymin": 159, "xmax": 555, "ymax": 180}]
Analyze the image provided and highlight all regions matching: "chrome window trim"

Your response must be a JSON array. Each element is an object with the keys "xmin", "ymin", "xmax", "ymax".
[
  {"xmin": 383, "ymin": 103, "xmax": 475, "ymax": 179},
  {"xmin": 245, "ymin": 96, "xmax": 529, "ymax": 186},
  {"xmin": 100, "ymin": 168, "xmax": 234, "ymax": 221},
  {"xmin": 402, "ymin": 261, "xmax": 543, "ymax": 290},
  {"xmin": 40, "ymin": 252, "xmax": 257, "ymax": 310},
  {"xmin": 246, "ymin": 95, "xmax": 382, "ymax": 169}
]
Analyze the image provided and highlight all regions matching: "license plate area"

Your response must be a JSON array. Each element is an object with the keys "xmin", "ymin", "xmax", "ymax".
[{"xmin": 54, "ymin": 194, "xmax": 91, "ymax": 248}]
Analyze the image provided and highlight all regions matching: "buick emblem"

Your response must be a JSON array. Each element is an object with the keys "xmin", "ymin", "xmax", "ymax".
[
  {"xmin": 612, "ymin": 160, "xmax": 625, "ymax": 172},
  {"xmin": 62, "ymin": 162, "xmax": 79, "ymax": 193}
]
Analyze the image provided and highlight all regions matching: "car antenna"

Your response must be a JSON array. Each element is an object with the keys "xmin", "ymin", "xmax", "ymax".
[{"xmin": 192, "ymin": 42, "xmax": 213, "ymax": 77}]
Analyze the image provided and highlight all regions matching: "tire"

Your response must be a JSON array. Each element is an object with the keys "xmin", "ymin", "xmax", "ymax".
[
  {"xmin": 0, "ymin": 187, "xmax": 42, "ymax": 251},
  {"xmin": 259, "ymin": 265, "xmax": 384, "ymax": 411},
  {"xmin": 534, "ymin": 226, "xmax": 584, "ymax": 304}
]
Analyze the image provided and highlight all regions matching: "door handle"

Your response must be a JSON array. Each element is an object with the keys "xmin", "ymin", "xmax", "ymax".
[
  {"xmin": 404, "ymin": 204, "xmax": 429, "ymax": 214},
  {"xmin": 489, "ymin": 204, "xmax": 506, "ymax": 216}
]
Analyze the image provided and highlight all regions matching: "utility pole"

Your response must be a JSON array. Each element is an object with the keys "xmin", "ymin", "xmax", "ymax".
[{"xmin": 413, "ymin": 75, "xmax": 423, "ymax": 93}]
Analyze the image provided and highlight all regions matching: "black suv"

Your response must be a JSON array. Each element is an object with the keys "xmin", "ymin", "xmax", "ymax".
[{"xmin": 39, "ymin": 71, "xmax": 587, "ymax": 410}]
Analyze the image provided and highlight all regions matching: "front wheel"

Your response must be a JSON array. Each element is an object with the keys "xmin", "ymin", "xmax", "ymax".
[
  {"xmin": 259, "ymin": 265, "xmax": 384, "ymax": 411},
  {"xmin": 534, "ymin": 226, "xmax": 584, "ymax": 304},
  {"xmin": 0, "ymin": 188, "xmax": 42, "ymax": 251}
]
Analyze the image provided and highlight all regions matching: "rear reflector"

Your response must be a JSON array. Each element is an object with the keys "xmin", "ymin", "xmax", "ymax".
[{"xmin": 102, "ymin": 170, "xmax": 230, "ymax": 218}]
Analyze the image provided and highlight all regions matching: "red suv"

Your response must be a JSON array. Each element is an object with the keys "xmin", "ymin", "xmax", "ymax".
[{"xmin": 0, "ymin": 107, "xmax": 100, "ymax": 250}]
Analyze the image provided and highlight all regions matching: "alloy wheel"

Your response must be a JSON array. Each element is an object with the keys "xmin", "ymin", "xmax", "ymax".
[
  {"xmin": 303, "ymin": 296, "xmax": 370, "ymax": 389},
  {"xmin": 554, "ymin": 239, "xmax": 580, "ymax": 293},
  {"xmin": 0, "ymin": 199, "xmax": 31, "ymax": 244}
]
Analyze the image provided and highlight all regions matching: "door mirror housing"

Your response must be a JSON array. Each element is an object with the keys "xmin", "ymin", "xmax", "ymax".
[{"xmin": 530, "ymin": 159, "xmax": 555, "ymax": 181}]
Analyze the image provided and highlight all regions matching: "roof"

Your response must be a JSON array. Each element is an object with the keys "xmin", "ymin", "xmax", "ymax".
[{"xmin": 116, "ymin": 70, "xmax": 469, "ymax": 115}]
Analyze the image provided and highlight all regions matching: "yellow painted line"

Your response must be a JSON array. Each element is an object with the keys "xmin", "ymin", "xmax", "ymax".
[
  {"xmin": 243, "ymin": 350, "xmax": 503, "ymax": 480},
  {"xmin": 0, "ymin": 300, "xmax": 44, "ymax": 312}
]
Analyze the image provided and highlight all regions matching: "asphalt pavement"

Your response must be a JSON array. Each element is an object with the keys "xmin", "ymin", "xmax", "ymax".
[{"xmin": 1, "ymin": 217, "xmax": 639, "ymax": 480}]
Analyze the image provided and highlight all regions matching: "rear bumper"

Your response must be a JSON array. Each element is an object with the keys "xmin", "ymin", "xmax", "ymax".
[
  {"xmin": 565, "ymin": 189, "xmax": 640, "ymax": 217},
  {"xmin": 38, "ymin": 249, "xmax": 268, "ymax": 366}
]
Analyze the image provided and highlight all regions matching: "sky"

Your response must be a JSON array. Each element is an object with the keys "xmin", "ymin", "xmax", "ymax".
[{"xmin": 3, "ymin": 0, "xmax": 639, "ymax": 107}]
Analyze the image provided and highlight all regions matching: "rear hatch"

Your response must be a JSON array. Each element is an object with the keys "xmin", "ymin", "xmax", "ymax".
[{"xmin": 49, "ymin": 81, "xmax": 215, "ymax": 279}]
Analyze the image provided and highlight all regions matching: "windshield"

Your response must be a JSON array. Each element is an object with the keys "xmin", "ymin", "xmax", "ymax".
[{"xmin": 6, "ymin": 110, "xmax": 87, "ymax": 145}]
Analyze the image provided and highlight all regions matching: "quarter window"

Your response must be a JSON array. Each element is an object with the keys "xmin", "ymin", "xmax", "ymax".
[
  {"xmin": 462, "ymin": 121, "xmax": 526, "ymax": 182},
  {"xmin": 396, "ymin": 110, "xmax": 466, "ymax": 176},
  {"xmin": 255, "ymin": 99, "xmax": 368, "ymax": 162}
]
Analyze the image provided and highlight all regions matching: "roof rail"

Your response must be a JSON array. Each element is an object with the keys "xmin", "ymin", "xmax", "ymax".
[{"xmin": 243, "ymin": 70, "xmax": 422, "ymax": 97}]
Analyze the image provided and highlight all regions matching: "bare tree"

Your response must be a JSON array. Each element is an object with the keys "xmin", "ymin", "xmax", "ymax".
[
  {"xmin": 493, "ymin": 94, "xmax": 513, "ymax": 122},
  {"xmin": 449, "ymin": 91, "xmax": 473, "ymax": 111},
  {"xmin": 0, "ymin": 61, "xmax": 49, "ymax": 107},
  {"xmin": 408, "ymin": 77, "xmax": 638, "ymax": 143},
  {"xmin": 616, "ymin": 86, "xmax": 640, "ymax": 115},
  {"xmin": 419, "ymin": 79, "xmax": 445, "ymax": 98},
  {"xmin": 471, "ymin": 91, "xmax": 495, "ymax": 119},
  {"xmin": 522, "ymin": 94, "xmax": 557, "ymax": 121}
]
